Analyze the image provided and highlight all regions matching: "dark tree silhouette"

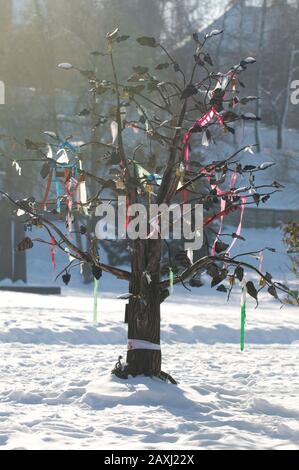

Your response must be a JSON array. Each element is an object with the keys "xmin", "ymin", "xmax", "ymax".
[{"xmin": 1, "ymin": 28, "xmax": 296, "ymax": 383}]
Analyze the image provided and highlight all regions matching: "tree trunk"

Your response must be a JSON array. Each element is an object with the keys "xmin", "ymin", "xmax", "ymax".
[
  {"xmin": 126, "ymin": 238, "xmax": 162, "ymax": 376},
  {"xmin": 277, "ymin": 45, "xmax": 295, "ymax": 150},
  {"xmin": 255, "ymin": 0, "xmax": 267, "ymax": 153},
  {"xmin": 13, "ymin": 218, "xmax": 27, "ymax": 283},
  {"xmin": 277, "ymin": 121, "xmax": 283, "ymax": 150}
]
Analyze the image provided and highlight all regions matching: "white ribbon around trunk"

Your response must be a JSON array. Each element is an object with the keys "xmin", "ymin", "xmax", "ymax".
[
  {"xmin": 128, "ymin": 339, "xmax": 161, "ymax": 351},
  {"xmin": 241, "ymin": 278, "xmax": 247, "ymax": 306}
]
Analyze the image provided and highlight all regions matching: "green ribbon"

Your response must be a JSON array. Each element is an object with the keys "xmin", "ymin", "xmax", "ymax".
[
  {"xmin": 169, "ymin": 268, "xmax": 174, "ymax": 295},
  {"xmin": 241, "ymin": 285, "xmax": 247, "ymax": 352},
  {"xmin": 93, "ymin": 277, "xmax": 99, "ymax": 323},
  {"xmin": 55, "ymin": 168, "xmax": 61, "ymax": 213}
]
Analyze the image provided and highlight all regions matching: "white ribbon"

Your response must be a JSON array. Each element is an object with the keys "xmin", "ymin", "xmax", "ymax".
[
  {"xmin": 79, "ymin": 160, "xmax": 88, "ymax": 215},
  {"xmin": 128, "ymin": 339, "xmax": 161, "ymax": 351}
]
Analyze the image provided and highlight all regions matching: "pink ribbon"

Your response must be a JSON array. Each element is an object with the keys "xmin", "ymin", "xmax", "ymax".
[
  {"xmin": 230, "ymin": 170, "xmax": 238, "ymax": 189},
  {"xmin": 211, "ymin": 169, "xmax": 238, "ymax": 256},
  {"xmin": 226, "ymin": 196, "xmax": 247, "ymax": 255},
  {"xmin": 181, "ymin": 107, "xmax": 224, "ymax": 203},
  {"xmin": 65, "ymin": 170, "xmax": 74, "ymax": 235},
  {"xmin": 180, "ymin": 71, "xmax": 239, "ymax": 253},
  {"xmin": 259, "ymin": 251, "xmax": 264, "ymax": 273},
  {"xmin": 182, "ymin": 106, "xmax": 224, "ymax": 165}
]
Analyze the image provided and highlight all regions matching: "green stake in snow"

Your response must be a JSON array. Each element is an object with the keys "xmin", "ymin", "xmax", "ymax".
[
  {"xmin": 241, "ymin": 281, "xmax": 247, "ymax": 352},
  {"xmin": 93, "ymin": 277, "xmax": 99, "ymax": 323},
  {"xmin": 169, "ymin": 268, "xmax": 174, "ymax": 295}
]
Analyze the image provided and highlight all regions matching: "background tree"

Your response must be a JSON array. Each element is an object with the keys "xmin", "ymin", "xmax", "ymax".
[
  {"xmin": 254, "ymin": 0, "xmax": 267, "ymax": 152},
  {"xmin": 261, "ymin": 0, "xmax": 299, "ymax": 150}
]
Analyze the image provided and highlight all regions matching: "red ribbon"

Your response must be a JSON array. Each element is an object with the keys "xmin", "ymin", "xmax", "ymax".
[
  {"xmin": 180, "ymin": 70, "xmax": 240, "ymax": 249},
  {"xmin": 65, "ymin": 169, "xmax": 74, "ymax": 235},
  {"xmin": 50, "ymin": 237, "xmax": 57, "ymax": 271},
  {"xmin": 125, "ymin": 196, "xmax": 130, "ymax": 231},
  {"xmin": 181, "ymin": 107, "xmax": 224, "ymax": 203},
  {"xmin": 182, "ymin": 106, "xmax": 224, "ymax": 163},
  {"xmin": 204, "ymin": 205, "xmax": 240, "ymax": 228}
]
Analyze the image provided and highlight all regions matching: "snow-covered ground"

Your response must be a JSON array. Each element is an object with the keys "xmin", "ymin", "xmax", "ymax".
[
  {"xmin": 0, "ymin": 227, "xmax": 298, "ymax": 450},
  {"xmin": 0, "ymin": 287, "xmax": 298, "ymax": 450}
]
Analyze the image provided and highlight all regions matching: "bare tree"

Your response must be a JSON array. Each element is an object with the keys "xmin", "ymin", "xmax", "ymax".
[
  {"xmin": 261, "ymin": 1, "xmax": 299, "ymax": 149},
  {"xmin": 254, "ymin": 0, "xmax": 267, "ymax": 153}
]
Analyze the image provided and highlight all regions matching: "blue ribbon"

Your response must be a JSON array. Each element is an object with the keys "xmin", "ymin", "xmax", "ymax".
[
  {"xmin": 59, "ymin": 141, "xmax": 79, "ymax": 154},
  {"xmin": 146, "ymin": 173, "xmax": 162, "ymax": 186},
  {"xmin": 55, "ymin": 168, "xmax": 61, "ymax": 213},
  {"xmin": 54, "ymin": 161, "xmax": 80, "ymax": 213},
  {"xmin": 74, "ymin": 166, "xmax": 80, "ymax": 181}
]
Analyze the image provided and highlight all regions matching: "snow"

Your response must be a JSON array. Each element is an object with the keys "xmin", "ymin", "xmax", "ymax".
[
  {"xmin": 0, "ymin": 226, "xmax": 299, "ymax": 450},
  {"xmin": 1, "ymin": 116, "xmax": 298, "ymax": 450},
  {"xmin": 0, "ymin": 288, "xmax": 299, "ymax": 450}
]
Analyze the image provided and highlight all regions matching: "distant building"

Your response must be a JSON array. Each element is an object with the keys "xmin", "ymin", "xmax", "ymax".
[{"xmin": 0, "ymin": 171, "xmax": 27, "ymax": 283}]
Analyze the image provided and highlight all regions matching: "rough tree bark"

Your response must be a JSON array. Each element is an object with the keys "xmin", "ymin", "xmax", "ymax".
[{"xmin": 126, "ymin": 238, "xmax": 162, "ymax": 377}]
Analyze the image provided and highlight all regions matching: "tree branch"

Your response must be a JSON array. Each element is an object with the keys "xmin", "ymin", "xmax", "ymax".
[{"xmin": 0, "ymin": 191, "xmax": 131, "ymax": 282}]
